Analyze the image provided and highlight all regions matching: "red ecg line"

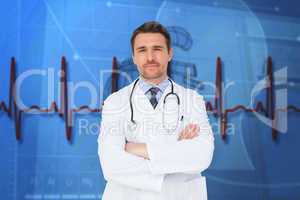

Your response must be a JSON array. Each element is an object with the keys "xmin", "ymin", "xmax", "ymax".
[
  {"xmin": 205, "ymin": 57, "xmax": 300, "ymax": 140},
  {"xmin": 111, "ymin": 56, "xmax": 300, "ymax": 140},
  {"xmin": 0, "ymin": 56, "xmax": 299, "ymax": 141},
  {"xmin": 0, "ymin": 57, "xmax": 101, "ymax": 141}
]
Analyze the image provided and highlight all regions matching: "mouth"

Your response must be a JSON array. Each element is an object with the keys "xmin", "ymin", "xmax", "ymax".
[{"xmin": 144, "ymin": 64, "xmax": 159, "ymax": 68}]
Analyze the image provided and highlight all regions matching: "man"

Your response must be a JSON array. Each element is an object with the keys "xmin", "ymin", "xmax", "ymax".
[{"xmin": 98, "ymin": 21, "xmax": 214, "ymax": 200}]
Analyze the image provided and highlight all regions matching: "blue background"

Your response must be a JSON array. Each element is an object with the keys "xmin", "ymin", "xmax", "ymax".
[{"xmin": 0, "ymin": 0, "xmax": 300, "ymax": 199}]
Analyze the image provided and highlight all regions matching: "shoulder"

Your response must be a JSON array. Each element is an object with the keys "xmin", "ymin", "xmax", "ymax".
[
  {"xmin": 102, "ymin": 82, "xmax": 133, "ymax": 112},
  {"xmin": 173, "ymin": 81, "xmax": 207, "ymax": 115},
  {"xmin": 173, "ymin": 81, "xmax": 204, "ymax": 100}
]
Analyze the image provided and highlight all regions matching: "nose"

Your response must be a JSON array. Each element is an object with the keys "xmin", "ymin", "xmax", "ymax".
[{"xmin": 146, "ymin": 50, "xmax": 154, "ymax": 62}]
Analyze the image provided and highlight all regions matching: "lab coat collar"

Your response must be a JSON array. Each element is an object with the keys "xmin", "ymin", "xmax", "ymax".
[
  {"xmin": 129, "ymin": 77, "xmax": 179, "ymax": 112},
  {"xmin": 138, "ymin": 77, "xmax": 170, "ymax": 95}
]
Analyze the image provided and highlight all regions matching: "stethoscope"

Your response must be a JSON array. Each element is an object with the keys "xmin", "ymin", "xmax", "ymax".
[{"xmin": 129, "ymin": 78, "xmax": 183, "ymax": 133}]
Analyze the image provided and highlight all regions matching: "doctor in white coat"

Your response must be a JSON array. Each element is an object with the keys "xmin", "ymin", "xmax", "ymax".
[{"xmin": 98, "ymin": 21, "xmax": 214, "ymax": 200}]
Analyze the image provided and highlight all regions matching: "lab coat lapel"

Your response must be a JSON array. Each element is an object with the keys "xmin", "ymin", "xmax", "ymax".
[
  {"xmin": 155, "ymin": 83, "xmax": 172, "ymax": 112},
  {"xmin": 133, "ymin": 84, "xmax": 155, "ymax": 113},
  {"xmin": 157, "ymin": 82, "xmax": 183, "ymax": 136}
]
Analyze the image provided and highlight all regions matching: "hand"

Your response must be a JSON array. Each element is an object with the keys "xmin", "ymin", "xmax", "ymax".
[
  {"xmin": 178, "ymin": 123, "xmax": 199, "ymax": 141},
  {"xmin": 125, "ymin": 142, "xmax": 149, "ymax": 159}
]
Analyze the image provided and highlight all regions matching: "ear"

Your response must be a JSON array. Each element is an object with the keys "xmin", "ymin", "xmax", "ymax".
[
  {"xmin": 132, "ymin": 54, "xmax": 136, "ymax": 65},
  {"xmin": 168, "ymin": 48, "xmax": 173, "ymax": 62}
]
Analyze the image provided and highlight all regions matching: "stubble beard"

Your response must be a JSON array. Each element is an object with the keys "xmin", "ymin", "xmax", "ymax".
[{"xmin": 140, "ymin": 70, "xmax": 167, "ymax": 85}]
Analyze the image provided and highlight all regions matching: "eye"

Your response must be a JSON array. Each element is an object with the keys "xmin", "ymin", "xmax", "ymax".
[
  {"xmin": 139, "ymin": 49, "xmax": 145, "ymax": 52},
  {"xmin": 153, "ymin": 46, "xmax": 163, "ymax": 52}
]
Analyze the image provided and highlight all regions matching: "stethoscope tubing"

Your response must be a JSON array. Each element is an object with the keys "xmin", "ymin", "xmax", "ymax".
[{"xmin": 129, "ymin": 78, "xmax": 181, "ymax": 132}]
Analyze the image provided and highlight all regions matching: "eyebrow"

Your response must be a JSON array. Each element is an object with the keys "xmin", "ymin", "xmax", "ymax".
[
  {"xmin": 153, "ymin": 45, "xmax": 164, "ymax": 49},
  {"xmin": 135, "ymin": 46, "xmax": 146, "ymax": 51},
  {"xmin": 135, "ymin": 45, "xmax": 165, "ymax": 51}
]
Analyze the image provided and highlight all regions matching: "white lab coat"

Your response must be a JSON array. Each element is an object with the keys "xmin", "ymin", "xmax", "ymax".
[{"xmin": 98, "ymin": 80, "xmax": 214, "ymax": 200}]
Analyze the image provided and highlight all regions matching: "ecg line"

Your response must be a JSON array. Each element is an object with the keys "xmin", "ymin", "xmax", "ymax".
[
  {"xmin": 112, "ymin": 56, "xmax": 300, "ymax": 140},
  {"xmin": 204, "ymin": 57, "xmax": 300, "ymax": 140},
  {"xmin": 0, "ymin": 56, "xmax": 299, "ymax": 141},
  {"xmin": 0, "ymin": 57, "xmax": 101, "ymax": 142}
]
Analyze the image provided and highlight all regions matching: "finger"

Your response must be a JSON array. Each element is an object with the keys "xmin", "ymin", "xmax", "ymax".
[
  {"xmin": 178, "ymin": 129, "xmax": 186, "ymax": 140},
  {"xmin": 190, "ymin": 124, "xmax": 197, "ymax": 132},
  {"xmin": 178, "ymin": 133, "xmax": 183, "ymax": 140},
  {"xmin": 179, "ymin": 132, "xmax": 188, "ymax": 140},
  {"xmin": 186, "ymin": 124, "xmax": 197, "ymax": 139},
  {"xmin": 182, "ymin": 124, "xmax": 192, "ymax": 135},
  {"xmin": 179, "ymin": 124, "xmax": 196, "ymax": 140},
  {"xmin": 188, "ymin": 124, "xmax": 199, "ymax": 139},
  {"xmin": 186, "ymin": 124, "xmax": 195, "ymax": 139}
]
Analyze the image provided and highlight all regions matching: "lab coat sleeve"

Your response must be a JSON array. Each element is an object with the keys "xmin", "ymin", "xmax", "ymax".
[
  {"xmin": 146, "ymin": 91, "xmax": 214, "ymax": 175},
  {"xmin": 98, "ymin": 95, "xmax": 165, "ymax": 192}
]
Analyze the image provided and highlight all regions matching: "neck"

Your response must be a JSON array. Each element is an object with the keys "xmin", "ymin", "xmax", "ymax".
[{"xmin": 140, "ymin": 75, "xmax": 167, "ymax": 85}]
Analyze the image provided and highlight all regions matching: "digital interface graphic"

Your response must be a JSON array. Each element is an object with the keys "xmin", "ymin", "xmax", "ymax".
[{"xmin": 1, "ymin": 0, "xmax": 300, "ymax": 199}]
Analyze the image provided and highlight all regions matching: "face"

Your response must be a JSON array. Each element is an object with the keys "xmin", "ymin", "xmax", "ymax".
[{"xmin": 132, "ymin": 33, "xmax": 173, "ymax": 84}]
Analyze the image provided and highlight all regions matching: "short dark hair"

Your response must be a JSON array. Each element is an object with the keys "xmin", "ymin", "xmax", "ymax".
[{"xmin": 130, "ymin": 21, "xmax": 171, "ymax": 54}]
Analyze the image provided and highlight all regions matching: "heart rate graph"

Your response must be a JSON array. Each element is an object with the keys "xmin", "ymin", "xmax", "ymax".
[
  {"xmin": 0, "ymin": 57, "xmax": 101, "ymax": 141},
  {"xmin": 0, "ymin": 56, "xmax": 299, "ymax": 141},
  {"xmin": 205, "ymin": 57, "xmax": 299, "ymax": 140}
]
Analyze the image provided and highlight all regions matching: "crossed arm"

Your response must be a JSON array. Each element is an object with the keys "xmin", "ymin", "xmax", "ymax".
[
  {"xmin": 98, "ymin": 92, "xmax": 214, "ymax": 192},
  {"xmin": 125, "ymin": 124, "xmax": 200, "ymax": 159}
]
